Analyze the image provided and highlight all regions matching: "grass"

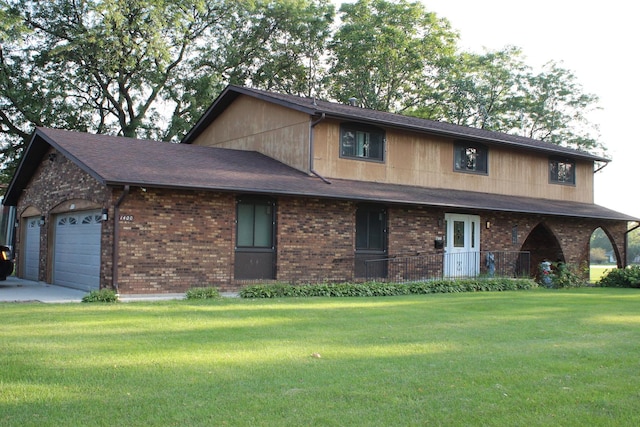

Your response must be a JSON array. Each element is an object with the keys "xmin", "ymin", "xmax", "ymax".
[{"xmin": 2, "ymin": 288, "xmax": 640, "ymax": 426}]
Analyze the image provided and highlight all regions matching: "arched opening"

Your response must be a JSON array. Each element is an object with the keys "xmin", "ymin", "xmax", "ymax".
[
  {"xmin": 520, "ymin": 223, "xmax": 564, "ymax": 279},
  {"xmin": 590, "ymin": 227, "xmax": 621, "ymax": 281}
]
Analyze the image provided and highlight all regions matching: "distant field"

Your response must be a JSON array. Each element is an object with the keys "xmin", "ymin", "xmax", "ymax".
[{"xmin": 590, "ymin": 264, "xmax": 617, "ymax": 282}]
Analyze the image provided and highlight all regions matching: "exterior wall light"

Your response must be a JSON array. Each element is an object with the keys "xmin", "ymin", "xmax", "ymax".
[
  {"xmin": 486, "ymin": 221, "xmax": 491, "ymax": 229},
  {"xmin": 38, "ymin": 215, "xmax": 45, "ymax": 226},
  {"xmin": 101, "ymin": 208, "xmax": 109, "ymax": 222}
]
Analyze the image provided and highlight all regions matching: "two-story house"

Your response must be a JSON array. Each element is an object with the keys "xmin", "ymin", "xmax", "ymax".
[{"xmin": 3, "ymin": 85, "xmax": 636, "ymax": 293}]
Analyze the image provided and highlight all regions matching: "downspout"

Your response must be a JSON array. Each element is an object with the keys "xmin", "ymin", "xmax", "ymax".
[
  {"xmin": 310, "ymin": 113, "xmax": 331, "ymax": 184},
  {"xmin": 112, "ymin": 185, "xmax": 130, "ymax": 293},
  {"xmin": 623, "ymin": 222, "xmax": 640, "ymax": 268}
]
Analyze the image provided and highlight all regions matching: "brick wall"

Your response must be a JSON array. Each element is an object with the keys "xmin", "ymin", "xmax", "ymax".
[
  {"xmin": 15, "ymin": 148, "xmax": 111, "ymax": 283},
  {"xmin": 276, "ymin": 197, "xmax": 355, "ymax": 283},
  {"xmin": 116, "ymin": 192, "xmax": 625, "ymax": 291},
  {"xmin": 115, "ymin": 188, "xmax": 236, "ymax": 293}
]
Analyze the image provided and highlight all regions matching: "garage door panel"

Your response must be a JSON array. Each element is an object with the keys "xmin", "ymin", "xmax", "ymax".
[{"xmin": 54, "ymin": 211, "xmax": 101, "ymax": 291}]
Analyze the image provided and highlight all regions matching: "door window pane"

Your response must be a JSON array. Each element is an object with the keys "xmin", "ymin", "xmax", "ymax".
[
  {"xmin": 237, "ymin": 200, "xmax": 273, "ymax": 248},
  {"xmin": 356, "ymin": 206, "xmax": 386, "ymax": 251},
  {"xmin": 356, "ymin": 210, "xmax": 369, "ymax": 248},
  {"xmin": 471, "ymin": 221, "xmax": 475, "ymax": 248},
  {"xmin": 237, "ymin": 204, "xmax": 255, "ymax": 247},
  {"xmin": 368, "ymin": 212, "xmax": 384, "ymax": 250},
  {"xmin": 253, "ymin": 204, "xmax": 273, "ymax": 247},
  {"xmin": 454, "ymin": 221, "xmax": 465, "ymax": 247}
]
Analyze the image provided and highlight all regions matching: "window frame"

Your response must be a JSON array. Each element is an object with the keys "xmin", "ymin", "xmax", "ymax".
[
  {"xmin": 235, "ymin": 197, "xmax": 276, "ymax": 250},
  {"xmin": 453, "ymin": 141, "xmax": 489, "ymax": 175},
  {"xmin": 548, "ymin": 157, "xmax": 576, "ymax": 185},
  {"xmin": 339, "ymin": 123, "xmax": 385, "ymax": 162},
  {"xmin": 355, "ymin": 204, "xmax": 387, "ymax": 253}
]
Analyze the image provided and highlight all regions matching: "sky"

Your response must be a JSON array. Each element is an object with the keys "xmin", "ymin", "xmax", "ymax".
[{"xmin": 421, "ymin": 0, "xmax": 640, "ymax": 218}]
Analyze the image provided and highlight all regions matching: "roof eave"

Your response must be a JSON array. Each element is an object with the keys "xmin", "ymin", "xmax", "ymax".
[{"xmin": 103, "ymin": 179, "xmax": 637, "ymax": 222}]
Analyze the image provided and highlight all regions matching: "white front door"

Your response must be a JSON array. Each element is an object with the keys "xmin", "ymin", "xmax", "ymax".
[{"xmin": 444, "ymin": 213, "xmax": 480, "ymax": 278}]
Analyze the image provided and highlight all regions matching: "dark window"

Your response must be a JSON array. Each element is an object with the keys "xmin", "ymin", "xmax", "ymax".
[
  {"xmin": 549, "ymin": 158, "xmax": 575, "ymax": 185},
  {"xmin": 340, "ymin": 123, "xmax": 385, "ymax": 161},
  {"xmin": 356, "ymin": 206, "xmax": 386, "ymax": 251},
  {"xmin": 454, "ymin": 142, "xmax": 488, "ymax": 174},
  {"xmin": 236, "ymin": 199, "xmax": 274, "ymax": 248}
]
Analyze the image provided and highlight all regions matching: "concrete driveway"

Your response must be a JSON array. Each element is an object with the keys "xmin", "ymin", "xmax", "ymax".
[
  {"xmin": 0, "ymin": 276, "xmax": 87, "ymax": 303},
  {"xmin": 0, "ymin": 276, "xmax": 234, "ymax": 303}
]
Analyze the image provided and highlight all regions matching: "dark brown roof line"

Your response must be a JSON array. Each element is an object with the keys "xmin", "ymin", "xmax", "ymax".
[{"xmin": 183, "ymin": 85, "xmax": 608, "ymax": 163}]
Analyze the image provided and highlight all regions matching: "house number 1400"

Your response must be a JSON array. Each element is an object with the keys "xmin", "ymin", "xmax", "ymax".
[{"xmin": 119, "ymin": 215, "xmax": 134, "ymax": 222}]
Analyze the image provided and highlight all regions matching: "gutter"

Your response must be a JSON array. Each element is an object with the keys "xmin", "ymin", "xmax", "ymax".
[
  {"xmin": 309, "ymin": 113, "xmax": 331, "ymax": 184},
  {"xmin": 624, "ymin": 221, "xmax": 640, "ymax": 268},
  {"xmin": 112, "ymin": 185, "xmax": 130, "ymax": 292}
]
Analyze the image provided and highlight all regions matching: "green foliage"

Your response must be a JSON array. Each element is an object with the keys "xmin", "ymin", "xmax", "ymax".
[
  {"xmin": 328, "ymin": 0, "xmax": 457, "ymax": 111},
  {"xmin": 81, "ymin": 289, "xmax": 119, "ymax": 303},
  {"xmin": 185, "ymin": 286, "xmax": 221, "ymax": 299},
  {"xmin": 0, "ymin": 0, "xmax": 605, "ymax": 184},
  {"xmin": 239, "ymin": 278, "xmax": 537, "ymax": 298},
  {"xmin": 538, "ymin": 262, "xmax": 589, "ymax": 288},
  {"xmin": 597, "ymin": 266, "xmax": 640, "ymax": 288}
]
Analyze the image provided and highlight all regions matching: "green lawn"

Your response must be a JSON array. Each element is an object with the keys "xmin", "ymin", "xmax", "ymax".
[{"xmin": 2, "ymin": 288, "xmax": 640, "ymax": 426}]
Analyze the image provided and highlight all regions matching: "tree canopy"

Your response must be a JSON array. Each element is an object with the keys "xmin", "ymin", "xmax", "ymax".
[{"xmin": 0, "ymin": 0, "xmax": 605, "ymax": 184}]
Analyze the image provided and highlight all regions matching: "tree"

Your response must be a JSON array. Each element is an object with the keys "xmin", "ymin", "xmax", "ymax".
[
  {"xmin": 0, "ymin": 0, "xmax": 335, "ymax": 182},
  {"xmin": 590, "ymin": 247, "xmax": 608, "ymax": 264},
  {"xmin": 0, "ymin": 0, "xmax": 228, "ymax": 147},
  {"xmin": 327, "ymin": 0, "xmax": 458, "ymax": 112},
  {"xmin": 518, "ymin": 61, "xmax": 603, "ymax": 154},
  {"xmin": 210, "ymin": 0, "xmax": 334, "ymax": 96},
  {"xmin": 411, "ymin": 46, "xmax": 527, "ymax": 131}
]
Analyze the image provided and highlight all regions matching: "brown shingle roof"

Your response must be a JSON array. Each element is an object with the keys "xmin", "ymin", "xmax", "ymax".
[
  {"xmin": 4, "ymin": 127, "xmax": 635, "ymax": 222},
  {"xmin": 182, "ymin": 85, "xmax": 609, "ymax": 163}
]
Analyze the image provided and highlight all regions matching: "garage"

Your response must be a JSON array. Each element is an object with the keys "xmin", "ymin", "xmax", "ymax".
[
  {"xmin": 23, "ymin": 216, "xmax": 41, "ymax": 281},
  {"xmin": 53, "ymin": 210, "xmax": 102, "ymax": 291}
]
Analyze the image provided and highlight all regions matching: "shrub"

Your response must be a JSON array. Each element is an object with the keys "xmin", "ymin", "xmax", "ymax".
[
  {"xmin": 185, "ymin": 286, "xmax": 221, "ymax": 299},
  {"xmin": 597, "ymin": 266, "xmax": 640, "ymax": 288},
  {"xmin": 537, "ymin": 262, "xmax": 588, "ymax": 288},
  {"xmin": 82, "ymin": 289, "xmax": 119, "ymax": 303},
  {"xmin": 551, "ymin": 262, "xmax": 589, "ymax": 288},
  {"xmin": 239, "ymin": 278, "xmax": 537, "ymax": 298}
]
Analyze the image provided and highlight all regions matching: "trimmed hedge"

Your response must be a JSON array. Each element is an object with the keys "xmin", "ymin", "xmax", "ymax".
[{"xmin": 239, "ymin": 278, "xmax": 538, "ymax": 298}]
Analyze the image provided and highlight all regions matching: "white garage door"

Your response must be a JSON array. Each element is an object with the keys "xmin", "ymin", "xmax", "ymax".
[
  {"xmin": 54, "ymin": 211, "xmax": 102, "ymax": 291},
  {"xmin": 23, "ymin": 216, "xmax": 41, "ymax": 281}
]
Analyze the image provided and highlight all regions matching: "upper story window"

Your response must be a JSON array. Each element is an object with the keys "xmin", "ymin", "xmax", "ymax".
[
  {"xmin": 549, "ymin": 157, "xmax": 575, "ymax": 185},
  {"xmin": 454, "ymin": 141, "xmax": 488, "ymax": 174},
  {"xmin": 340, "ymin": 123, "xmax": 385, "ymax": 162}
]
